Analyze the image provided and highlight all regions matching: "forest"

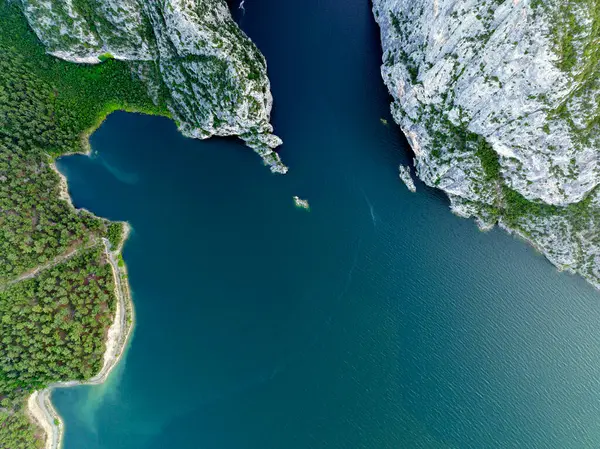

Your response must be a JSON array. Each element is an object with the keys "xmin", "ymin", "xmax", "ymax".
[{"xmin": 0, "ymin": 0, "xmax": 166, "ymax": 446}]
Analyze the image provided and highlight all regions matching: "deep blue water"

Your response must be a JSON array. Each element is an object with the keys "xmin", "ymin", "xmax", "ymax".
[{"xmin": 53, "ymin": 0, "xmax": 600, "ymax": 448}]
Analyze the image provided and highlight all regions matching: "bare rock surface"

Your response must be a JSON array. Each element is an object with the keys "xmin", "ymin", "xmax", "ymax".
[
  {"xmin": 22, "ymin": 0, "xmax": 287, "ymax": 172},
  {"xmin": 374, "ymin": 0, "xmax": 600, "ymax": 287}
]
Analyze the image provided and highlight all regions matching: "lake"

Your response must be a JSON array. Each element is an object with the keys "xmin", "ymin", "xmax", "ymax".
[{"xmin": 54, "ymin": 0, "xmax": 600, "ymax": 447}]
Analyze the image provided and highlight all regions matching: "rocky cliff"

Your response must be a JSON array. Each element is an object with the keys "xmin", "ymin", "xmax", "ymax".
[
  {"xmin": 373, "ymin": 0, "xmax": 600, "ymax": 286},
  {"xmin": 21, "ymin": 0, "xmax": 287, "ymax": 172}
]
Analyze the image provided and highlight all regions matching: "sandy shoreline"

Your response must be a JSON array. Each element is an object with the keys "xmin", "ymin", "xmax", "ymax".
[
  {"xmin": 49, "ymin": 162, "xmax": 75, "ymax": 209},
  {"xmin": 26, "ymin": 224, "xmax": 134, "ymax": 449},
  {"xmin": 25, "ymin": 109, "xmax": 170, "ymax": 449}
]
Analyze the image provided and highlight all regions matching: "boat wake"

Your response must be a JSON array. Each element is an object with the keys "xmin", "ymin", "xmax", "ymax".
[{"xmin": 360, "ymin": 188, "xmax": 377, "ymax": 227}]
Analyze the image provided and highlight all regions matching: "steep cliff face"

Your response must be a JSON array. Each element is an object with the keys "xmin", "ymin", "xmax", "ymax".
[
  {"xmin": 373, "ymin": 0, "xmax": 600, "ymax": 286},
  {"xmin": 22, "ymin": 0, "xmax": 286, "ymax": 172}
]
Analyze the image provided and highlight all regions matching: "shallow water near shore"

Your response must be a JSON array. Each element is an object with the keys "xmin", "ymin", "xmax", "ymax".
[{"xmin": 54, "ymin": 0, "xmax": 600, "ymax": 447}]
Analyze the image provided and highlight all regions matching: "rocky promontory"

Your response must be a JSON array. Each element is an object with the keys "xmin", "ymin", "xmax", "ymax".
[
  {"xmin": 22, "ymin": 0, "xmax": 287, "ymax": 172},
  {"xmin": 374, "ymin": 0, "xmax": 600, "ymax": 287}
]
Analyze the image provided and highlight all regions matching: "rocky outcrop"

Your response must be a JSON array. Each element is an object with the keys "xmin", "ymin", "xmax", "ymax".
[
  {"xmin": 22, "ymin": 0, "xmax": 287, "ymax": 173},
  {"xmin": 398, "ymin": 164, "xmax": 416, "ymax": 192},
  {"xmin": 374, "ymin": 0, "xmax": 600, "ymax": 287}
]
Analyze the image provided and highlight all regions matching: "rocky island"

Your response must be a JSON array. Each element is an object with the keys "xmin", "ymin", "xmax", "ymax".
[
  {"xmin": 293, "ymin": 196, "xmax": 310, "ymax": 210},
  {"xmin": 373, "ymin": 0, "xmax": 600, "ymax": 287},
  {"xmin": 398, "ymin": 164, "xmax": 416, "ymax": 192}
]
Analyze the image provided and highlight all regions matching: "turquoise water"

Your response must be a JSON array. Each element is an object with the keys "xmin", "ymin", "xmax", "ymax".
[{"xmin": 53, "ymin": 1, "xmax": 600, "ymax": 448}]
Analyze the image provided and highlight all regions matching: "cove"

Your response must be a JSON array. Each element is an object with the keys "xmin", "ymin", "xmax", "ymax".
[{"xmin": 53, "ymin": 0, "xmax": 600, "ymax": 448}]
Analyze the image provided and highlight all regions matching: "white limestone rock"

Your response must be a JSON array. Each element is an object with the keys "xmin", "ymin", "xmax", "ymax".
[
  {"xmin": 21, "ymin": 0, "xmax": 286, "ymax": 173},
  {"xmin": 293, "ymin": 196, "xmax": 310, "ymax": 210},
  {"xmin": 398, "ymin": 164, "xmax": 416, "ymax": 192},
  {"xmin": 374, "ymin": 0, "xmax": 600, "ymax": 287},
  {"xmin": 373, "ymin": 0, "xmax": 599, "ymax": 206}
]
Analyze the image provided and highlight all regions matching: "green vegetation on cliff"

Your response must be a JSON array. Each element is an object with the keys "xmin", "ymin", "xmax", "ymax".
[
  {"xmin": 537, "ymin": 0, "xmax": 600, "ymax": 145},
  {"xmin": 0, "ymin": 0, "xmax": 165, "ymax": 445},
  {"xmin": 418, "ymin": 100, "xmax": 600, "ymax": 244}
]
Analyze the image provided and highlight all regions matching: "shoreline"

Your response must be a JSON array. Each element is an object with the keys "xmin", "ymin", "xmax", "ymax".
[
  {"xmin": 48, "ymin": 162, "xmax": 75, "ymax": 209},
  {"xmin": 28, "ymin": 110, "xmax": 136, "ymax": 449},
  {"xmin": 26, "ymin": 108, "xmax": 144, "ymax": 449},
  {"xmin": 27, "ymin": 224, "xmax": 134, "ymax": 449},
  {"xmin": 25, "ymin": 105, "xmax": 277, "ymax": 449}
]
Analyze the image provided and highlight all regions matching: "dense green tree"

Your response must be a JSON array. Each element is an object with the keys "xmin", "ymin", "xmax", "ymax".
[
  {"xmin": 0, "ymin": 0, "xmax": 166, "ymax": 445},
  {"xmin": 0, "ymin": 406, "xmax": 42, "ymax": 449}
]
